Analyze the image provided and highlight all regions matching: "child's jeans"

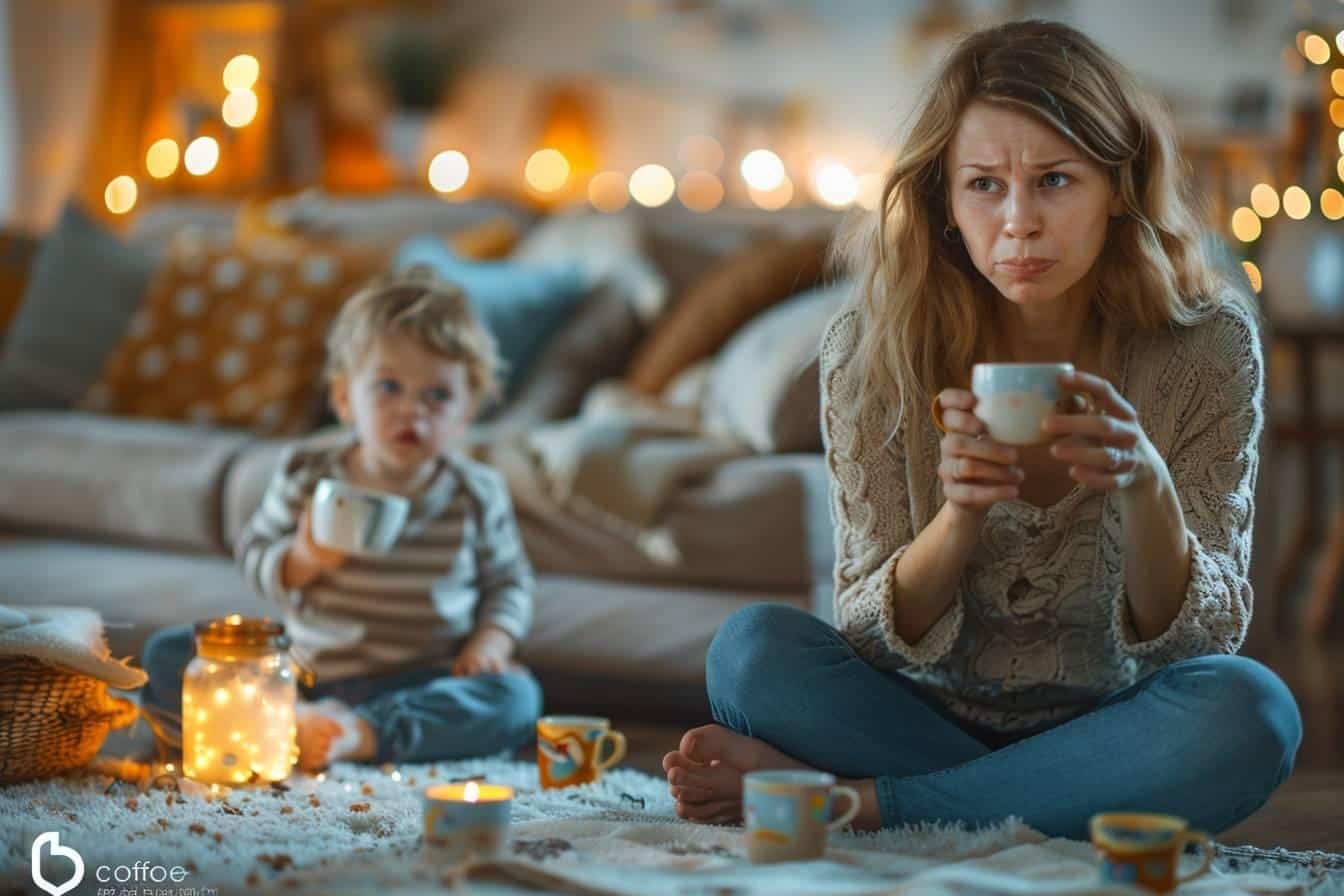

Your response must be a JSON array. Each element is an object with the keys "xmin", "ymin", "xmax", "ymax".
[
  {"xmin": 138, "ymin": 624, "xmax": 542, "ymax": 764},
  {"xmin": 707, "ymin": 604, "xmax": 1302, "ymax": 841}
]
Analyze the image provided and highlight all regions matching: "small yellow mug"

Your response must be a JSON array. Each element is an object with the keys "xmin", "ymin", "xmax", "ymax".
[
  {"xmin": 1090, "ymin": 812, "xmax": 1214, "ymax": 893},
  {"xmin": 536, "ymin": 715, "xmax": 627, "ymax": 790}
]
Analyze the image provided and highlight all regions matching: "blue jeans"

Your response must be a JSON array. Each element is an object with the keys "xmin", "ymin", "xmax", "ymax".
[
  {"xmin": 139, "ymin": 624, "xmax": 542, "ymax": 764},
  {"xmin": 707, "ymin": 604, "xmax": 1302, "ymax": 840}
]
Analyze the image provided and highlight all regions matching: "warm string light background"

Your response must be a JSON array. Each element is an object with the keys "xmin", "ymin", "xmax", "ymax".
[
  {"xmin": 1229, "ymin": 25, "xmax": 1344, "ymax": 296},
  {"xmin": 101, "ymin": 15, "xmax": 1344, "ymax": 278},
  {"xmin": 103, "ymin": 47, "xmax": 884, "ymax": 220}
]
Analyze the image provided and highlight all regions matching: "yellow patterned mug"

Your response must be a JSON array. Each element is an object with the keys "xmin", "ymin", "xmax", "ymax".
[
  {"xmin": 536, "ymin": 715, "xmax": 627, "ymax": 789},
  {"xmin": 1090, "ymin": 812, "xmax": 1214, "ymax": 893}
]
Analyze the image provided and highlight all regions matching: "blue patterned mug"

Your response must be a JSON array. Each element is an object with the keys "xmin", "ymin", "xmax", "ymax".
[{"xmin": 743, "ymin": 770, "xmax": 861, "ymax": 864}]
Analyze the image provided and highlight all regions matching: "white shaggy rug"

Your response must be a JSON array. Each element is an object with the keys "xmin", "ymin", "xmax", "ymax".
[{"xmin": 1, "ymin": 756, "xmax": 1330, "ymax": 895}]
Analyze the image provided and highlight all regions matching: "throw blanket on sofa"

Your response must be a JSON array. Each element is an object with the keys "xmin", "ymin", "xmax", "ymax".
[{"xmin": 478, "ymin": 382, "xmax": 748, "ymax": 565}]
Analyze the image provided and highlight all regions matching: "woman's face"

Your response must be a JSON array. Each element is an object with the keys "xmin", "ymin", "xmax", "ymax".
[{"xmin": 946, "ymin": 101, "xmax": 1122, "ymax": 309}]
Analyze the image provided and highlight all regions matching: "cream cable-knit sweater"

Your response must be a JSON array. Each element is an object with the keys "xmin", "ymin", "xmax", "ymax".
[{"xmin": 820, "ymin": 300, "xmax": 1263, "ymax": 732}]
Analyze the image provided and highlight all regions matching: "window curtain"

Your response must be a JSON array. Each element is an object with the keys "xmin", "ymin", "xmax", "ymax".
[{"xmin": 0, "ymin": 0, "xmax": 119, "ymax": 231}]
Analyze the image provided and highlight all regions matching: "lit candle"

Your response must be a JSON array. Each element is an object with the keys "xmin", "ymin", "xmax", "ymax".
[{"xmin": 423, "ymin": 782, "xmax": 514, "ymax": 865}]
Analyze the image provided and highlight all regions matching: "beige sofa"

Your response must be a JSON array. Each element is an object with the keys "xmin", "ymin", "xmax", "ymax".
[{"xmin": 0, "ymin": 200, "xmax": 843, "ymax": 722}]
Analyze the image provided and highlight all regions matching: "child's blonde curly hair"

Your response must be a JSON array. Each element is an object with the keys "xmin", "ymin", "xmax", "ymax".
[{"xmin": 324, "ymin": 266, "xmax": 502, "ymax": 404}]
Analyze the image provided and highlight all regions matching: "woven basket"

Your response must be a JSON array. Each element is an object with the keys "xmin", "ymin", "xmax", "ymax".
[{"xmin": 0, "ymin": 655, "xmax": 139, "ymax": 784}]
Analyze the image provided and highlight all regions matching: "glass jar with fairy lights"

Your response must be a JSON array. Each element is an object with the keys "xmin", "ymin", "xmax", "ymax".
[{"xmin": 182, "ymin": 616, "xmax": 298, "ymax": 785}]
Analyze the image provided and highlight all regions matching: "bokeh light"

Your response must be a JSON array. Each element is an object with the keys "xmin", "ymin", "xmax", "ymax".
[
  {"xmin": 104, "ymin": 176, "xmax": 137, "ymax": 215},
  {"xmin": 1331, "ymin": 99, "xmax": 1344, "ymax": 129},
  {"xmin": 222, "ymin": 89, "xmax": 258, "ymax": 128},
  {"xmin": 749, "ymin": 176, "xmax": 794, "ymax": 211},
  {"xmin": 812, "ymin": 160, "xmax": 859, "ymax": 208},
  {"xmin": 1322, "ymin": 187, "xmax": 1344, "ymax": 221},
  {"xmin": 740, "ymin": 149, "xmax": 785, "ymax": 192},
  {"xmin": 223, "ymin": 55, "xmax": 260, "ymax": 91},
  {"xmin": 1333, "ymin": 69, "xmax": 1344, "ymax": 97},
  {"xmin": 184, "ymin": 137, "xmax": 220, "ymax": 176},
  {"xmin": 1283, "ymin": 185, "xmax": 1312, "ymax": 220},
  {"xmin": 677, "ymin": 170, "xmax": 724, "ymax": 212},
  {"xmin": 1241, "ymin": 261, "xmax": 1262, "ymax": 294},
  {"xmin": 587, "ymin": 171, "xmax": 629, "ymax": 212},
  {"xmin": 1230, "ymin": 207, "xmax": 1262, "ymax": 242},
  {"xmin": 1249, "ymin": 183, "xmax": 1279, "ymax": 218},
  {"xmin": 428, "ymin": 150, "xmax": 470, "ymax": 193},
  {"xmin": 525, "ymin": 149, "xmax": 570, "ymax": 193},
  {"xmin": 1304, "ymin": 34, "xmax": 1331, "ymax": 65},
  {"xmin": 146, "ymin": 139, "xmax": 180, "ymax": 179},
  {"xmin": 629, "ymin": 164, "xmax": 676, "ymax": 207}
]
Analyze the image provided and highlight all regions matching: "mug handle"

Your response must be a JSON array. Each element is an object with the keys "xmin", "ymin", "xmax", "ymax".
[
  {"xmin": 826, "ymin": 785, "xmax": 862, "ymax": 831},
  {"xmin": 593, "ymin": 730, "xmax": 627, "ymax": 772},
  {"xmin": 1175, "ymin": 830, "xmax": 1214, "ymax": 886}
]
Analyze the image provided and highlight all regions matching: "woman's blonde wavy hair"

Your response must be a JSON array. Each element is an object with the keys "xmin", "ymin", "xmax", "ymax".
[{"xmin": 835, "ymin": 19, "xmax": 1248, "ymax": 437}]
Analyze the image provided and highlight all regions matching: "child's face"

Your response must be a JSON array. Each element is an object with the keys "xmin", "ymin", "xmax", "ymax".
[{"xmin": 330, "ymin": 335, "xmax": 475, "ymax": 474}]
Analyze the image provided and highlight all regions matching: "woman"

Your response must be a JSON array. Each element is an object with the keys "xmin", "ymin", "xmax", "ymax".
[{"xmin": 663, "ymin": 20, "xmax": 1301, "ymax": 840}]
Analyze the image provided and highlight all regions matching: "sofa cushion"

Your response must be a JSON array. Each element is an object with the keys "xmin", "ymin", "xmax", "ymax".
[
  {"xmin": 704, "ymin": 281, "xmax": 850, "ymax": 454},
  {"xmin": 79, "ymin": 230, "xmax": 387, "ymax": 434},
  {"xmin": 0, "ymin": 204, "xmax": 157, "ymax": 411},
  {"xmin": 512, "ymin": 210, "xmax": 669, "ymax": 323},
  {"xmin": 393, "ymin": 237, "xmax": 590, "ymax": 401},
  {"xmin": 624, "ymin": 232, "xmax": 833, "ymax": 395},
  {"xmin": 0, "ymin": 413, "xmax": 251, "ymax": 554}
]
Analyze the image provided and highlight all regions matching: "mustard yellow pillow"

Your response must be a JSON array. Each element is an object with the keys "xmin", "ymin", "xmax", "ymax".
[{"xmin": 80, "ymin": 231, "xmax": 387, "ymax": 433}]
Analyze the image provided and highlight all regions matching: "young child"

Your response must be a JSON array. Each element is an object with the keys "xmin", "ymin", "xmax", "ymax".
[{"xmin": 140, "ymin": 273, "xmax": 542, "ymax": 771}]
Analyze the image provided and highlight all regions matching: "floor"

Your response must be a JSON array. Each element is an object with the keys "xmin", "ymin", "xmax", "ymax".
[
  {"xmin": 616, "ymin": 636, "xmax": 1344, "ymax": 854},
  {"xmin": 99, "ymin": 634, "xmax": 1344, "ymax": 854}
]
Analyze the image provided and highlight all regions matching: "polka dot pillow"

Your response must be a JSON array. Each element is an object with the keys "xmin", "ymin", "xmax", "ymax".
[{"xmin": 80, "ymin": 230, "xmax": 388, "ymax": 433}]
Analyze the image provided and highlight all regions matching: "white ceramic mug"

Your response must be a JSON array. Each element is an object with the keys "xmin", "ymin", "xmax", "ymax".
[
  {"xmin": 310, "ymin": 478, "xmax": 410, "ymax": 556},
  {"xmin": 972, "ymin": 362, "xmax": 1076, "ymax": 445}
]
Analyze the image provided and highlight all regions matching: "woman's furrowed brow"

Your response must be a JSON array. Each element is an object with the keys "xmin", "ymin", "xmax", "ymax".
[{"xmin": 957, "ymin": 158, "xmax": 1083, "ymax": 171}]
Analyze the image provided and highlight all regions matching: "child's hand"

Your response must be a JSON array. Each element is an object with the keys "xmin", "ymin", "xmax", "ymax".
[
  {"xmin": 453, "ymin": 626, "xmax": 515, "ymax": 676},
  {"xmin": 281, "ymin": 506, "xmax": 348, "ymax": 589}
]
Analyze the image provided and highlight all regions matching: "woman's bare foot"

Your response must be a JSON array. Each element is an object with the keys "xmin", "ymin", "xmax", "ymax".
[
  {"xmin": 661, "ymin": 724, "xmax": 810, "ymax": 824},
  {"xmin": 295, "ymin": 700, "xmax": 378, "ymax": 771}
]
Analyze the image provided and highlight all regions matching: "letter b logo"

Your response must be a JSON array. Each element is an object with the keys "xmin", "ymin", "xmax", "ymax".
[{"xmin": 32, "ymin": 832, "xmax": 84, "ymax": 896}]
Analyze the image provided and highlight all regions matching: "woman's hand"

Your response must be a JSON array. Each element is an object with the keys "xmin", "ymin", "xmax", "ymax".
[
  {"xmin": 1043, "ymin": 371, "xmax": 1163, "ymax": 492},
  {"xmin": 935, "ymin": 388, "xmax": 1023, "ymax": 515}
]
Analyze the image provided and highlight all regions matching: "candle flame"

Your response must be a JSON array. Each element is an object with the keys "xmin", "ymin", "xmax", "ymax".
[{"xmin": 464, "ymin": 781, "xmax": 480, "ymax": 803}]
